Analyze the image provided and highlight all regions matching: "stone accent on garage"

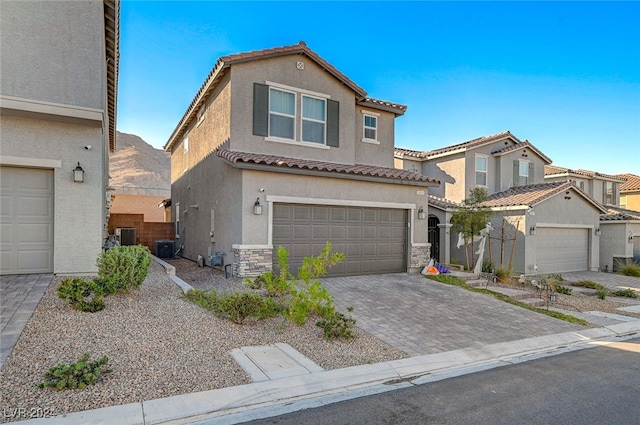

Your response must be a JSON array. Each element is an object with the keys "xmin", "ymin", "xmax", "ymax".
[
  {"xmin": 410, "ymin": 244, "xmax": 430, "ymax": 273},
  {"xmin": 232, "ymin": 245, "xmax": 272, "ymax": 278}
]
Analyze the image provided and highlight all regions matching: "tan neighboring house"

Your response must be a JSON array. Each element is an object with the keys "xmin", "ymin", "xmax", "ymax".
[
  {"xmin": 164, "ymin": 41, "xmax": 439, "ymax": 277},
  {"xmin": 395, "ymin": 132, "xmax": 606, "ymax": 274},
  {"xmin": 544, "ymin": 165, "xmax": 626, "ymax": 207},
  {"xmin": 617, "ymin": 173, "xmax": 640, "ymax": 211},
  {"xmin": 0, "ymin": 1, "xmax": 119, "ymax": 275},
  {"xmin": 110, "ymin": 194, "xmax": 168, "ymax": 223}
]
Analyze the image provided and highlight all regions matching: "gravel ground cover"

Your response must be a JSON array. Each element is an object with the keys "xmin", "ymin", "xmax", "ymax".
[{"xmin": 0, "ymin": 261, "xmax": 406, "ymax": 422}]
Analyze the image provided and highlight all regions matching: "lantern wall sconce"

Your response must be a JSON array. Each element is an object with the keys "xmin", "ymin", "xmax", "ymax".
[
  {"xmin": 73, "ymin": 162, "xmax": 84, "ymax": 183},
  {"xmin": 629, "ymin": 232, "xmax": 634, "ymax": 243},
  {"xmin": 595, "ymin": 227, "xmax": 601, "ymax": 236},
  {"xmin": 253, "ymin": 198, "xmax": 262, "ymax": 215},
  {"xmin": 417, "ymin": 206, "xmax": 426, "ymax": 220},
  {"xmin": 529, "ymin": 225, "xmax": 536, "ymax": 235}
]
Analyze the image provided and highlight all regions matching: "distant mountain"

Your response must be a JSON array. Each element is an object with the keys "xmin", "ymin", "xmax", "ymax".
[{"xmin": 110, "ymin": 131, "xmax": 170, "ymax": 196}]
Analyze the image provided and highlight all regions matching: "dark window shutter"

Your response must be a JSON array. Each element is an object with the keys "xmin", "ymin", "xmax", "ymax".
[
  {"xmin": 253, "ymin": 83, "xmax": 269, "ymax": 137},
  {"xmin": 513, "ymin": 160, "xmax": 519, "ymax": 186},
  {"xmin": 326, "ymin": 99, "xmax": 339, "ymax": 147},
  {"xmin": 528, "ymin": 162, "xmax": 534, "ymax": 184}
]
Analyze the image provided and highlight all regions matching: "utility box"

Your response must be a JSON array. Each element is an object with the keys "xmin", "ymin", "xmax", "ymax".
[
  {"xmin": 155, "ymin": 240, "xmax": 175, "ymax": 259},
  {"xmin": 116, "ymin": 227, "xmax": 136, "ymax": 246}
]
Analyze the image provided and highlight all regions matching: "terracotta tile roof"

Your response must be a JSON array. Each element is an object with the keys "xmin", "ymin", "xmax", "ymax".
[
  {"xmin": 617, "ymin": 173, "xmax": 640, "ymax": 192},
  {"xmin": 491, "ymin": 140, "xmax": 552, "ymax": 164},
  {"xmin": 601, "ymin": 205, "xmax": 640, "ymax": 221},
  {"xmin": 424, "ymin": 131, "xmax": 520, "ymax": 158},
  {"xmin": 166, "ymin": 41, "xmax": 405, "ymax": 150},
  {"xmin": 480, "ymin": 181, "xmax": 607, "ymax": 212},
  {"xmin": 428, "ymin": 194, "xmax": 461, "ymax": 210},
  {"xmin": 216, "ymin": 149, "xmax": 440, "ymax": 186},
  {"xmin": 394, "ymin": 147, "xmax": 429, "ymax": 159},
  {"xmin": 544, "ymin": 165, "xmax": 626, "ymax": 182}
]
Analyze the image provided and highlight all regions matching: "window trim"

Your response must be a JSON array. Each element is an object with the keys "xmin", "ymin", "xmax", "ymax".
[
  {"xmin": 268, "ymin": 87, "xmax": 297, "ymax": 141},
  {"xmin": 518, "ymin": 160, "xmax": 529, "ymax": 186},
  {"xmin": 475, "ymin": 154, "xmax": 488, "ymax": 187},
  {"xmin": 603, "ymin": 181, "xmax": 614, "ymax": 205},
  {"xmin": 362, "ymin": 110, "xmax": 379, "ymax": 143},
  {"xmin": 301, "ymin": 94, "xmax": 327, "ymax": 144}
]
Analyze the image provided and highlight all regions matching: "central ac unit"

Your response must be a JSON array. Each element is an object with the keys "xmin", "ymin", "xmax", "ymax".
[{"xmin": 116, "ymin": 227, "xmax": 136, "ymax": 246}]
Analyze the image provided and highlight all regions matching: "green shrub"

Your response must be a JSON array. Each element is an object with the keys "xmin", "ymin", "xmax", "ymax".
[
  {"xmin": 184, "ymin": 289, "xmax": 282, "ymax": 324},
  {"xmin": 316, "ymin": 308, "xmax": 356, "ymax": 340},
  {"xmin": 572, "ymin": 280, "xmax": 605, "ymax": 290},
  {"xmin": 494, "ymin": 266, "xmax": 512, "ymax": 282},
  {"xmin": 482, "ymin": 260, "xmax": 494, "ymax": 273},
  {"xmin": 96, "ymin": 245, "xmax": 151, "ymax": 294},
  {"xmin": 613, "ymin": 288, "xmax": 638, "ymax": 298},
  {"xmin": 616, "ymin": 262, "xmax": 640, "ymax": 277},
  {"xmin": 547, "ymin": 273, "xmax": 564, "ymax": 282},
  {"xmin": 38, "ymin": 353, "xmax": 111, "ymax": 390},
  {"xmin": 597, "ymin": 289, "xmax": 608, "ymax": 300},
  {"xmin": 555, "ymin": 285, "xmax": 572, "ymax": 295},
  {"xmin": 57, "ymin": 278, "xmax": 105, "ymax": 312}
]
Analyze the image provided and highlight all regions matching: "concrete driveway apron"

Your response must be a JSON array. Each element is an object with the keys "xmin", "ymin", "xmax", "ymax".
[{"xmin": 321, "ymin": 273, "xmax": 584, "ymax": 357}]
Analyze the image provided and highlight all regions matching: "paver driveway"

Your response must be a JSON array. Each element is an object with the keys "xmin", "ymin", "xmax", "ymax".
[
  {"xmin": 321, "ymin": 273, "xmax": 584, "ymax": 357},
  {"xmin": 562, "ymin": 271, "xmax": 640, "ymax": 290}
]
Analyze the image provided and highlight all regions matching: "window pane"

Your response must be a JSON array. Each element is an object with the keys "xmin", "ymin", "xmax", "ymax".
[
  {"xmin": 476, "ymin": 156, "xmax": 487, "ymax": 172},
  {"xmin": 365, "ymin": 128, "xmax": 376, "ymax": 139},
  {"xmin": 519, "ymin": 161, "xmax": 529, "ymax": 177},
  {"xmin": 364, "ymin": 115, "xmax": 377, "ymax": 128},
  {"xmin": 303, "ymin": 96, "xmax": 325, "ymax": 120},
  {"xmin": 270, "ymin": 89, "xmax": 295, "ymax": 115},
  {"xmin": 269, "ymin": 115, "xmax": 294, "ymax": 139},
  {"xmin": 476, "ymin": 171, "xmax": 487, "ymax": 186},
  {"xmin": 302, "ymin": 120, "xmax": 324, "ymax": 143}
]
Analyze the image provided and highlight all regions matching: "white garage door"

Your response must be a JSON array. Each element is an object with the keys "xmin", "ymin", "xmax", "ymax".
[
  {"xmin": 273, "ymin": 204, "xmax": 407, "ymax": 277},
  {"xmin": 535, "ymin": 227, "xmax": 588, "ymax": 274},
  {"xmin": 0, "ymin": 166, "xmax": 54, "ymax": 274}
]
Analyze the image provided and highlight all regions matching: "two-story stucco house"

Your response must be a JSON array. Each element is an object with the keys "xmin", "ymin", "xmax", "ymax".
[
  {"xmin": 396, "ymin": 132, "xmax": 607, "ymax": 274},
  {"xmin": 616, "ymin": 173, "xmax": 640, "ymax": 211},
  {"xmin": 164, "ymin": 42, "xmax": 439, "ymax": 277},
  {"xmin": 544, "ymin": 165, "xmax": 626, "ymax": 207},
  {"xmin": 0, "ymin": 1, "xmax": 119, "ymax": 275}
]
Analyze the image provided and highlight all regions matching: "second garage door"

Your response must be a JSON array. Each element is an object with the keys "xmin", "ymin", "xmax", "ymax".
[
  {"xmin": 535, "ymin": 227, "xmax": 588, "ymax": 274},
  {"xmin": 272, "ymin": 204, "xmax": 407, "ymax": 277}
]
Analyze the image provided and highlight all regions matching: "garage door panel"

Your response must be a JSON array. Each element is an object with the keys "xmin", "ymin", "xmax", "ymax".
[
  {"xmin": 1, "ymin": 167, "xmax": 53, "ymax": 274},
  {"xmin": 273, "ymin": 203, "xmax": 406, "ymax": 276},
  {"xmin": 535, "ymin": 228, "xmax": 588, "ymax": 274}
]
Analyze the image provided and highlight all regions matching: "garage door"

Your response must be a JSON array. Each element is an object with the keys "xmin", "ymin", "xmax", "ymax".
[
  {"xmin": 535, "ymin": 227, "xmax": 588, "ymax": 274},
  {"xmin": 633, "ymin": 236, "xmax": 640, "ymax": 262},
  {"xmin": 272, "ymin": 204, "xmax": 407, "ymax": 277},
  {"xmin": 0, "ymin": 166, "xmax": 54, "ymax": 274}
]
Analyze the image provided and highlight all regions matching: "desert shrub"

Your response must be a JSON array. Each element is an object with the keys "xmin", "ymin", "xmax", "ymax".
[
  {"xmin": 57, "ymin": 278, "xmax": 105, "ymax": 312},
  {"xmin": 572, "ymin": 280, "xmax": 605, "ymax": 290},
  {"xmin": 494, "ymin": 266, "xmax": 512, "ymax": 283},
  {"xmin": 38, "ymin": 353, "xmax": 111, "ymax": 390},
  {"xmin": 316, "ymin": 307, "xmax": 356, "ymax": 340},
  {"xmin": 554, "ymin": 285, "xmax": 572, "ymax": 295},
  {"xmin": 184, "ymin": 289, "xmax": 282, "ymax": 324},
  {"xmin": 96, "ymin": 245, "xmax": 151, "ymax": 294},
  {"xmin": 616, "ymin": 262, "xmax": 640, "ymax": 277},
  {"xmin": 597, "ymin": 289, "xmax": 608, "ymax": 300},
  {"xmin": 613, "ymin": 288, "xmax": 638, "ymax": 298},
  {"xmin": 547, "ymin": 273, "xmax": 564, "ymax": 282},
  {"xmin": 482, "ymin": 260, "xmax": 494, "ymax": 273}
]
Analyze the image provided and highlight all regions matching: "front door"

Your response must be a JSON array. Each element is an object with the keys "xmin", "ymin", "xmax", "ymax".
[{"xmin": 428, "ymin": 215, "xmax": 440, "ymax": 262}]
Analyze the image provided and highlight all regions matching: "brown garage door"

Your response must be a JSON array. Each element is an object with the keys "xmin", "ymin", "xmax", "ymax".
[
  {"xmin": 272, "ymin": 204, "xmax": 407, "ymax": 277},
  {"xmin": 0, "ymin": 166, "xmax": 54, "ymax": 274}
]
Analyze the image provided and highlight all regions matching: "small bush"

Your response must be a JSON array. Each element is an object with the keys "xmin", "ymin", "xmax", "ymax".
[
  {"xmin": 547, "ymin": 273, "xmax": 564, "ymax": 282},
  {"xmin": 597, "ymin": 289, "xmax": 608, "ymax": 300},
  {"xmin": 38, "ymin": 353, "xmax": 111, "ymax": 390},
  {"xmin": 494, "ymin": 266, "xmax": 512, "ymax": 283},
  {"xmin": 572, "ymin": 280, "xmax": 605, "ymax": 290},
  {"xmin": 185, "ymin": 289, "xmax": 282, "ymax": 324},
  {"xmin": 316, "ymin": 308, "xmax": 356, "ymax": 340},
  {"xmin": 482, "ymin": 260, "xmax": 494, "ymax": 273},
  {"xmin": 616, "ymin": 262, "xmax": 640, "ymax": 277},
  {"xmin": 555, "ymin": 285, "xmax": 572, "ymax": 295},
  {"xmin": 57, "ymin": 278, "xmax": 105, "ymax": 312},
  {"xmin": 613, "ymin": 288, "xmax": 638, "ymax": 298},
  {"xmin": 96, "ymin": 245, "xmax": 151, "ymax": 294}
]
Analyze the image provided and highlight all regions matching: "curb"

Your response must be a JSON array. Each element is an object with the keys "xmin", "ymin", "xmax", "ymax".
[{"xmin": 19, "ymin": 322, "xmax": 640, "ymax": 425}]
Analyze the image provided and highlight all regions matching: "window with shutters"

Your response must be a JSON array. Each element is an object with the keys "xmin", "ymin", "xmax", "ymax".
[
  {"xmin": 253, "ymin": 82, "xmax": 339, "ymax": 148},
  {"xmin": 518, "ymin": 160, "xmax": 529, "ymax": 186},
  {"xmin": 603, "ymin": 181, "xmax": 613, "ymax": 204}
]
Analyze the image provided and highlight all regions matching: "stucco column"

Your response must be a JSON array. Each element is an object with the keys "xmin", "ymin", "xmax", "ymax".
[{"xmin": 438, "ymin": 223, "xmax": 453, "ymax": 264}]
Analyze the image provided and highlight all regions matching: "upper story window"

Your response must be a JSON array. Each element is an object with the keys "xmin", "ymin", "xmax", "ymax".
[
  {"xmin": 254, "ymin": 82, "xmax": 339, "ymax": 147},
  {"xmin": 302, "ymin": 95, "xmax": 326, "ymax": 143},
  {"xmin": 363, "ymin": 113, "xmax": 378, "ymax": 142},
  {"xmin": 518, "ymin": 160, "xmax": 529, "ymax": 186},
  {"xmin": 603, "ymin": 181, "xmax": 614, "ymax": 204},
  {"xmin": 475, "ymin": 155, "xmax": 487, "ymax": 186}
]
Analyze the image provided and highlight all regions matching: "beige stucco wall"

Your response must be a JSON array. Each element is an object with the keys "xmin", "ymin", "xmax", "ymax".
[
  {"xmin": 0, "ymin": 0, "xmax": 104, "ymax": 110},
  {"xmin": 228, "ymin": 57, "xmax": 357, "ymax": 164},
  {"xmin": 354, "ymin": 107, "xmax": 396, "ymax": 168},
  {"xmin": 599, "ymin": 222, "xmax": 640, "ymax": 271},
  {"xmin": 1, "ymin": 116, "xmax": 105, "ymax": 274},
  {"xmin": 424, "ymin": 154, "xmax": 466, "ymax": 202},
  {"xmin": 621, "ymin": 192, "xmax": 640, "ymax": 211},
  {"xmin": 110, "ymin": 194, "xmax": 167, "ymax": 223}
]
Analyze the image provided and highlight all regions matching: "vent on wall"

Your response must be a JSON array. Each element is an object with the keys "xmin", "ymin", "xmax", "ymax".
[{"xmin": 116, "ymin": 227, "xmax": 136, "ymax": 246}]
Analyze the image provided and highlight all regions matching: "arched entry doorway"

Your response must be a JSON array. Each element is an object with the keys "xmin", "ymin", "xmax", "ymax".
[{"xmin": 428, "ymin": 215, "xmax": 440, "ymax": 262}]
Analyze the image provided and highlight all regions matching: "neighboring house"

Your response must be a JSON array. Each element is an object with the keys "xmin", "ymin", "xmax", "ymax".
[
  {"xmin": 617, "ymin": 173, "xmax": 640, "ymax": 211},
  {"xmin": 0, "ymin": 1, "xmax": 119, "ymax": 275},
  {"xmin": 164, "ymin": 41, "xmax": 439, "ymax": 277},
  {"xmin": 599, "ymin": 206, "xmax": 640, "ymax": 271},
  {"xmin": 544, "ymin": 165, "xmax": 626, "ymax": 207},
  {"xmin": 110, "ymin": 194, "xmax": 168, "ymax": 223},
  {"xmin": 396, "ymin": 132, "xmax": 608, "ymax": 275}
]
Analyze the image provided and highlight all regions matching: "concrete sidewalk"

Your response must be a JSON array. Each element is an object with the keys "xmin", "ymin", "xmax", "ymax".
[{"xmin": 18, "ymin": 320, "xmax": 640, "ymax": 425}]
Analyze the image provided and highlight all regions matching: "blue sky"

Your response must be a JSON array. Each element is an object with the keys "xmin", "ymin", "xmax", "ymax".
[{"xmin": 117, "ymin": 1, "xmax": 640, "ymax": 175}]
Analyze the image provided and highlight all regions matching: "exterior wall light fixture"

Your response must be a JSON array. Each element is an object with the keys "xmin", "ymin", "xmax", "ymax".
[
  {"xmin": 253, "ymin": 198, "xmax": 262, "ymax": 215},
  {"xmin": 595, "ymin": 227, "xmax": 601, "ymax": 236},
  {"xmin": 529, "ymin": 225, "xmax": 536, "ymax": 235},
  {"xmin": 417, "ymin": 206, "xmax": 426, "ymax": 220},
  {"xmin": 629, "ymin": 232, "xmax": 634, "ymax": 243},
  {"xmin": 73, "ymin": 162, "xmax": 84, "ymax": 183}
]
